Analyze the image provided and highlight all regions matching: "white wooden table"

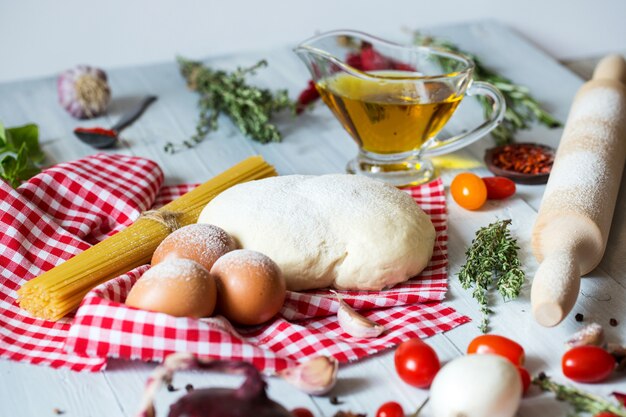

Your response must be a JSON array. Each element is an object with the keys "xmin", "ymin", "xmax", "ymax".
[{"xmin": 1, "ymin": 20, "xmax": 624, "ymax": 417}]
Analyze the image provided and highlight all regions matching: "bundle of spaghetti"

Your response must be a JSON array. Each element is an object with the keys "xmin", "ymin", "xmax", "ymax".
[{"xmin": 17, "ymin": 156, "xmax": 276, "ymax": 321}]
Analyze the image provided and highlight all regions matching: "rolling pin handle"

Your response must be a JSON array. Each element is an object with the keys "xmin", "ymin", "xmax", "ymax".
[
  {"xmin": 592, "ymin": 54, "xmax": 626, "ymax": 83},
  {"xmin": 531, "ymin": 253, "xmax": 581, "ymax": 327}
]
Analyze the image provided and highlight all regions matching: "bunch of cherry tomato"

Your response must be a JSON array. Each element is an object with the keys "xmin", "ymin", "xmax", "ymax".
[
  {"xmin": 392, "ymin": 335, "xmax": 529, "ymax": 393},
  {"xmin": 450, "ymin": 173, "xmax": 516, "ymax": 210},
  {"xmin": 372, "ymin": 335, "xmax": 531, "ymax": 417},
  {"xmin": 375, "ymin": 334, "xmax": 620, "ymax": 417},
  {"xmin": 293, "ymin": 334, "xmax": 621, "ymax": 417}
]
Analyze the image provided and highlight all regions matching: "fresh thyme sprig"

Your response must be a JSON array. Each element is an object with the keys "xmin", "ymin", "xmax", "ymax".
[
  {"xmin": 413, "ymin": 33, "xmax": 562, "ymax": 145},
  {"xmin": 457, "ymin": 219, "xmax": 525, "ymax": 333},
  {"xmin": 166, "ymin": 58, "xmax": 294, "ymax": 153},
  {"xmin": 533, "ymin": 373, "xmax": 626, "ymax": 417}
]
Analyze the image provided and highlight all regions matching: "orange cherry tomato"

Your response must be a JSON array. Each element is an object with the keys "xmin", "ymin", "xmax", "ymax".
[
  {"xmin": 482, "ymin": 176, "xmax": 516, "ymax": 200},
  {"xmin": 562, "ymin": 346, "xmax": 615, "ymax": 383},
  {"xmin": 450, "ymin": 173, "xmax": 487, "ymax": 210},
  {"xmin": 517, "ymin": 366, "xmax": 531, "ymax": 395},
  {"xmin": 467, "ymin": 334, "xmax": 525, "ymax": 366}
]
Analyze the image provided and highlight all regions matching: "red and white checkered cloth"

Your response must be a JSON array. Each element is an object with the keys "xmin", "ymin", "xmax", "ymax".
[{"xmin": 0, "ymin": 153, "xmax": 469, "ymax": 372}]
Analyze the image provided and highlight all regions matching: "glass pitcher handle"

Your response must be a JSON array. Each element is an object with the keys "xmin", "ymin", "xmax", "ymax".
[{"xmin": 421, "ymin": 81, "xmax": 506, "ymax": 157}]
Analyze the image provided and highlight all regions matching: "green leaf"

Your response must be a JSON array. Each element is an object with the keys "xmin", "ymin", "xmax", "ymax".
[
  {"xmin": 0, "ymin": 122, "xmax": 44, "ymax": 188},
  {"xmin": 0, "ymin": 151, "xmax": 20, "ymax": 188},
  {"xmin": 18, "ymin": 164, "xmax": 42, "ymax": 181},
  {"xmin": 0, "ymin": 149, "xmax": 20, "ymax": 161},
  {"xmin": 6, "ymin": 124, "xmax": 44, "ymax": 162},
  {"xmin": 0, "ymin": 122, "xmax": 6, "ymax": 147}
]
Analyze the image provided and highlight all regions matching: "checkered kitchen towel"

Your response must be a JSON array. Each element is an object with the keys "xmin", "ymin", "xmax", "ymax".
[{"xmin": 0, "ymin": 153, "xmax": 469, "ymax": 372}]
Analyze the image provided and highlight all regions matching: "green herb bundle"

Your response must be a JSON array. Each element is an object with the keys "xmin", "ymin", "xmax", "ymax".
[
  {"xmin": 533, "ymin": 373, "xmax": 626, "ymax": 417},
  {"xmin": 413, "ymin": 33, "xmax": 561, "ymax": 145},
  {"xmin": 0, "ymin": 123, "xmax": 44, "ymax": 188},
  {"xmin": 166, "ymin": 58, "xmax": 294, "ymax": 153},
  {"xmin": 458, "ymin": 219, "xmax": 525, "ymax": 332}
]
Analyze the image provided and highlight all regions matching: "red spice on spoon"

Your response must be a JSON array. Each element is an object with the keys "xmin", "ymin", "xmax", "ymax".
[
  {"xmin": 73, "ymin": 96, "xmax": 157, "ymax": 148},
  {"xmin": 73, "ymin": 127, "xmax": 117, "ymax": 137}
]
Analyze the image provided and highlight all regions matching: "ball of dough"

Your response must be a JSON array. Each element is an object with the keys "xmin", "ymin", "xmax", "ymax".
[
  {"xmin": 126, "ymin": 258, "xmax": 217, "ymax": 318},
  {"xmin": 210, "ymin": 249, "xmax": 286, "ymax": 325},
  {"xmin": 152, "ymin": 224, "xmax": 236, "ymax": 271},
  {"xmin": 198, "ymin": 174, "xmax": 435, "ymax": 291}
]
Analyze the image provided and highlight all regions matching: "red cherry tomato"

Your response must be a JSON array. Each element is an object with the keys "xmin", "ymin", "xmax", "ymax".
[
  {"xmin": 482, "ymin": 176, "xmax": 516, "ymax": 200},
  {"xmin": 450, "ymin": 172, "xmax": 487, "ymax": 210},
  {"xmin": 562, "ymin": 346, "xmax": 615, "ymax": 383},
  {"xmin": 594, "ymin": 413, "xmax": 620, "ymax": 417},
  {"xmin": 467, "ymin": 334, "xmax": 525, "ymax": 366},
  {"xmin": 394, "ymin": 338, "xmax": 440, "ymax": 388},
  {"xmin": 291, "ymin": 408, "xmax": 315, "ymax": 417},
  {"xmin": 517, "ymin": 366, "xmax": 531, "ymax": 395},
  {"xmin": 376, "ymin": 401, "xmax": 404, "ymax": 417}
]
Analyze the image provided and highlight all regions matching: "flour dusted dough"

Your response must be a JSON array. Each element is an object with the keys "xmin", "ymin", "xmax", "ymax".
[{"xmin": 197, "ymin": 174, "xmax": 435, "ymax": 291}]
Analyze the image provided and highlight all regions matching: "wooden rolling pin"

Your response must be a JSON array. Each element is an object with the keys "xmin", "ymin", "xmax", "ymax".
[{"xmin": 531, "ymin": 54, "xmax": 626, "ymax": 327}]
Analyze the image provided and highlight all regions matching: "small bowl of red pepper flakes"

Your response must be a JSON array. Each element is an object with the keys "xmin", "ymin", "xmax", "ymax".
[{"xmin": 484, "ymin": 142, "xmax": 555, "ymax": 185}]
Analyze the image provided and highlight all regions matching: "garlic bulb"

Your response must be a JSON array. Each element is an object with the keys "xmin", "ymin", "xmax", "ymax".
[{"xmin": 58, "ymin": 65, "xmax": 111, "ymax": 119}]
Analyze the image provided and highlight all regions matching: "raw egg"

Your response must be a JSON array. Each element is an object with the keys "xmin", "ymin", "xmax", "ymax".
[
  {"xmin": 210, "ymin": 249, "xmax": 286, "ymax": 325},
  {"xmin": 152, "ymin": 224, "xmax": 236, "ymax": 271},
  {"xmin": 126, "ymin": 258, "xmax": 217, "ymax": 318}
]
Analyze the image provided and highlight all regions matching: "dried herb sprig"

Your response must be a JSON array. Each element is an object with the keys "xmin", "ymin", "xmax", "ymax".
[
  {"xmin": 166, "ymin": 58, "xmax": 294, "ymax": 153},
  {"xmin": 458, "ymin": 219, "xmax": 525, "ymax": 332},
  {"xmin": 413, "ymin": 33, "xmax": 562, "ymax": 145},
  {"xmin": 533, "ymin": 373, "xmax": 626, "ymax": 417}
]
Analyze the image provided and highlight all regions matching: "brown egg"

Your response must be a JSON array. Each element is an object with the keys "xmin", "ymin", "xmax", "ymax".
[
  {"xmin": 126, "ymin": 258, "xmax": 217, "ymax": 318},
  {"xmin": 152, "ymin": 224, "xmax": 236, "ymax": 271},
  {"xmin": 210, "ymin": 249, "xmax": 286, "ymax": 325}
]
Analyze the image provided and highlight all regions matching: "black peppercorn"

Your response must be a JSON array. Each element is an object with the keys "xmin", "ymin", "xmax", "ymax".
[
  {"xmin": 330, "ymin": 396, "xmax": 343, "ymax": 405},
  {"xmin": 575, "ymin": 313, "xmax": 584, "ymax": 322},
  {"xmin": 609, "ymin": 318, "xmax": 618, "ymax": 327}
]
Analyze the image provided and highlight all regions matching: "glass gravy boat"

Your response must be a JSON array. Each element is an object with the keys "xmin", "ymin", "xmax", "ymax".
[{"xmin": 295, "ymin": 30, "xmax": 505, "ymax": 186}]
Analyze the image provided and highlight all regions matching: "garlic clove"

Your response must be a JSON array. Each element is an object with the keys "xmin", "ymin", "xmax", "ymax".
[
  {"xmin": 278, "ymin": 356, "xmax": 338, "ymax": 396},
  {"xmin": 333, "ymin": 291, "xmax": 385, "ymax": 338},
  {"xmin": 565, "ymin": 322, "xmax": 604, "ymax": 349}
]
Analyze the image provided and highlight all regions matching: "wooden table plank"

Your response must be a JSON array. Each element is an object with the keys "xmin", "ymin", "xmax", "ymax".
[
  {"xmin": 0, "ymin": 362, "xmax": 125, "ymax": 416},
  {"xmin": 0, "ymin": 19, "xmax": 624, "ymax": 417}
]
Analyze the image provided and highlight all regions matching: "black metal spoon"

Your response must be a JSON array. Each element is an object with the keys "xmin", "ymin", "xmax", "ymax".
[{"xmin": 73, "ymin": 95, "xmax": 157, "ymax": 148}]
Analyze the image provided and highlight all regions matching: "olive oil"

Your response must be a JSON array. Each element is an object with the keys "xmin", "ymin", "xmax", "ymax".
[{"xmin": 317, "ymin": 71, "xmax": 462, "ymax": 154}]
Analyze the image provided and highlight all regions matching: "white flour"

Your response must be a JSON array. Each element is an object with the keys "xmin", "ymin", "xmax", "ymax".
[{"xmin": 569, "ymin": 88, "xmax": 624, "ymax": 121}]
